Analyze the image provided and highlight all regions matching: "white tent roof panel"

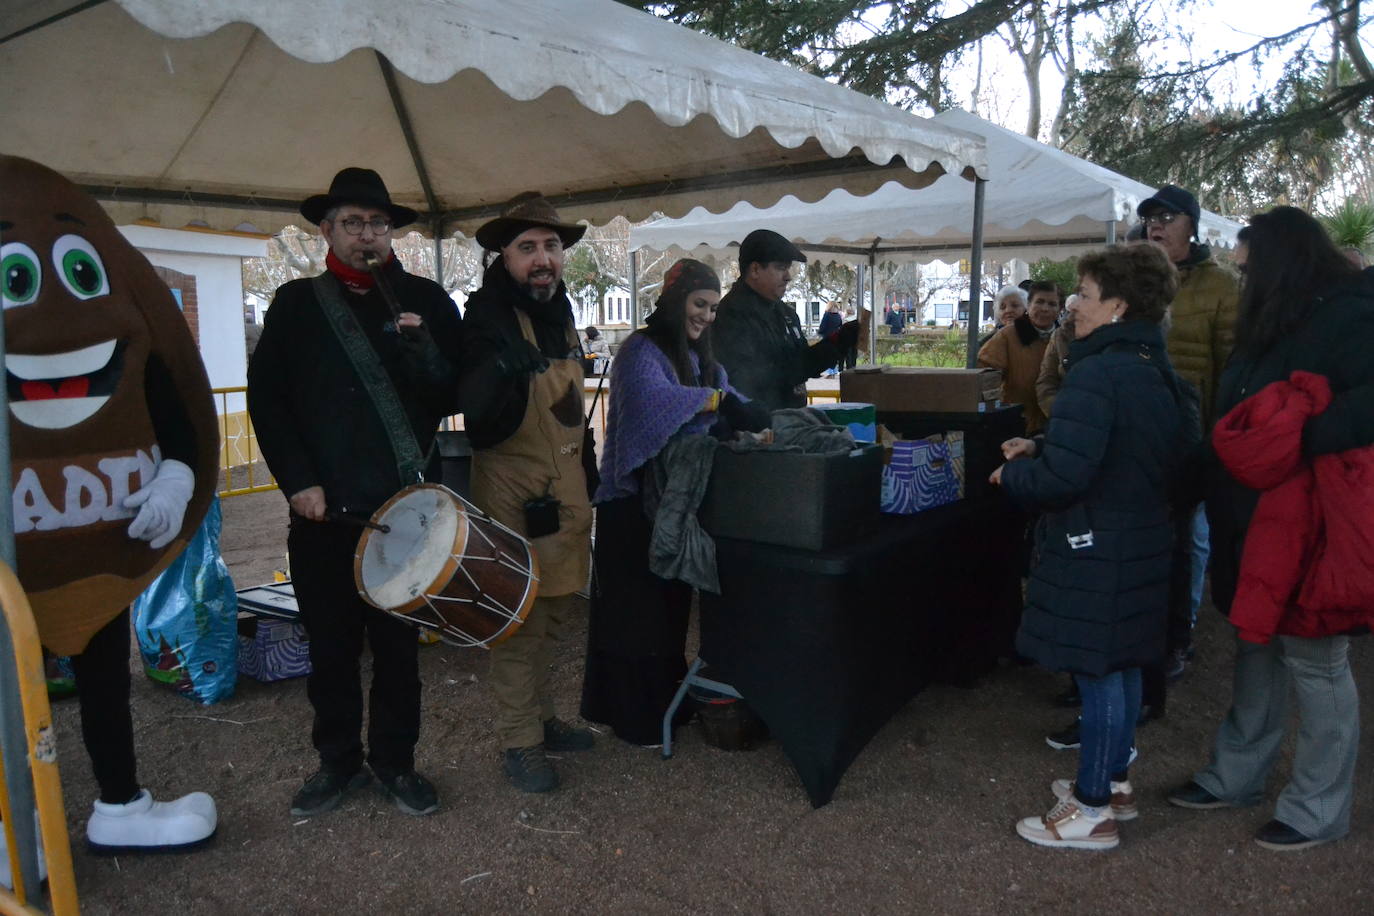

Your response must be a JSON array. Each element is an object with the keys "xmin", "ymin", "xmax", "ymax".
[
  {"xmin": 631, "ymin": 108, "xmax": 1242, "ymax": 264},
  {"xmin": 2, "ymin": 0, "xmax": 988, "ymax": 237}
]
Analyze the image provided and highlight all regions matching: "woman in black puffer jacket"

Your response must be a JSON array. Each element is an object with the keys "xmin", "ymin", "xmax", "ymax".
[{"xmin": 991, "ymin": 243, "xmax": 1189, "ymax": 850}]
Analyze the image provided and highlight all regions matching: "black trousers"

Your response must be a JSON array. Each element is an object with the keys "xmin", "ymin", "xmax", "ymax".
[
  {"xmin": 288, "ymin": 517, "xmax": 421, "ymax": 777},
  {"xmin": 71, "ymin": 609, "xmax": 139, "ymax": 804}
]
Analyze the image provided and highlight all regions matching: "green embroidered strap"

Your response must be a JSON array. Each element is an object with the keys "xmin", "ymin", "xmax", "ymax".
[{"xmin": 312, "ymin": 274, "xmax": 428, "ymax": 484}]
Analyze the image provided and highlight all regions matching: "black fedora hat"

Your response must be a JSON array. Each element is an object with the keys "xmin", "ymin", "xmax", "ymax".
[
  {"xmin": 300, "ymin": 167, "xmax": 417, "ymax": 229},
  {"xmin": 475, "ymin": 191, "xmax": 587, "ymax": 251}
]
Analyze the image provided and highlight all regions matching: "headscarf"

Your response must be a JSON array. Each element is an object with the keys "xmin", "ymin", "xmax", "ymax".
[{"xmin": 647, "ymin": 258, "xmax": 721, "ymax": 327}]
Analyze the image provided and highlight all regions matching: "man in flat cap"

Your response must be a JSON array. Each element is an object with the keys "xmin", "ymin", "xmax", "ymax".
[
  {"xmin": 1138, "ymin": 184, "xmax": 1238, "ymax": 682},
  {"xmin": 249, "ymin": 167, "xmax": 463, "ymax": 818},
  {"xmin": 460, "ymin": 191, "xmax": 597, "ymax": 793},
  {"xmin": 712, "ymin": 229, "xmax": 862, "ymax": 411}
]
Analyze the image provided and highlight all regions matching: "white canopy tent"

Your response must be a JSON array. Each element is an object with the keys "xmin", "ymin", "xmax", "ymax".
[
  {"xmin": 631, "ymin": 108, "xmax": 1244, "ymax": 362},
  {"xmin": 1, "ymin": 0, "xmax": 992, "ymax": 895},
  {"xmin": 633, "ymin": 108, "xmax": 1242, "ymax": 265},
  {"xmin": 2, "ymin": 0, "xmax": 987, "ymax": 245}
]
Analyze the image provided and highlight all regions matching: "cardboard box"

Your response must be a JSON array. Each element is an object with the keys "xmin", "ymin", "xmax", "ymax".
[
  {"xmin": 236, "ymin": 584, "xmax": 311, "ymax": 683},
  {"xmin": 699, "ymin": 444, "xmax": 882, "ymax": 551},
  {"xmin": 839, "ymin": 367, "xmax": 1001, "ymax": 413}
]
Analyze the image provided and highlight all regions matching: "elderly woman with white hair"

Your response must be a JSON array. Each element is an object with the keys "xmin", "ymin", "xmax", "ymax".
[{"xmin": 979, "ymin": 285, "xmax": 1028, "ymax": 348}]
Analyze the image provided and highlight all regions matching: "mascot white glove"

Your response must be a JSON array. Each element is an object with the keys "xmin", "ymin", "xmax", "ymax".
[{"xmin": 124, "ymin": 459, "xmax": 195, "ymax": 550}]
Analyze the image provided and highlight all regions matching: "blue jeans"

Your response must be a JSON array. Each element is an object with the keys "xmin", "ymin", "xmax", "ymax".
[
  {"xmin": 1189, "ymin": 506, "xmax": 1209, "ymax": 624},
  {"xmin": 1074, "ymin": 668, "xmax": 1142, "ymax": 807}
]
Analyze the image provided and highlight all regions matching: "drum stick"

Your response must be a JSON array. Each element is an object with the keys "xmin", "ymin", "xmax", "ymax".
[{"xmin": 325, "ymin": 512, "xmax": 390, "ymax": 534}]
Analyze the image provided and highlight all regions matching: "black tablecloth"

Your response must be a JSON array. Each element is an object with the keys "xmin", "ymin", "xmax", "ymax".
[{"xmin": 698, "ymin": 495, "xmax": 1023, "ymax": 807}]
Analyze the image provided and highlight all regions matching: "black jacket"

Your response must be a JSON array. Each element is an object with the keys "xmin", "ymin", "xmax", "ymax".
[
  {"xmin": 1000, "ymin": 320, "xmax": 1185, "ymax": 676},
  {"xmin": 247, "ymin": 262, "xmax": 462, "ymax": 517},
  {"xmin": 1207, "ymin": 271, "xmax": 1374, "ymax": 615},
  {"xmin": 712, "ymin": 279, "xmax": 839, "ymax": 411},
  {"xmin": 458, "ymin": 257, "xmax": 583, "ymax": 449}
]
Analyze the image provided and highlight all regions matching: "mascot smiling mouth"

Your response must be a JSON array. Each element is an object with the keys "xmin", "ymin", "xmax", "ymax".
[{"xmin": 6, "ymin": 339, "xmax": 126, "ymax": 429}]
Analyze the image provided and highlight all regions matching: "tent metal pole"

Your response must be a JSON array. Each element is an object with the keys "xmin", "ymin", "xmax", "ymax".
[
  {"xmin": 433, "ymin": 219, "xmax": 445, "ymax": 288},
  {"xmin": 966, "ymin": 178, "xmax": 987, "ymax": 368},
  {"xmin": 868, "ymin": 246, "xmax": 879, "ymax": 366},
  {"xmin": 629, "ymin": 250, "xmax": 640, "ymax": 330},
  {"xmin": 1105, "ymin": 219, "xmax": 1117, "ymax": 245},
  {"xmin": 0, "ymin": 309, "xmax": 42, "ymax": 896}
]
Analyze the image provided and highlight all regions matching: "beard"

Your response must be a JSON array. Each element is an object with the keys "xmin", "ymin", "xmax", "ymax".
[{"xmin": 520, "ymin": 270, "xmax": 559, "ymax": 302}]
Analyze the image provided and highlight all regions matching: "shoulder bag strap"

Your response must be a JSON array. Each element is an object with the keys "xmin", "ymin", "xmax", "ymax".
[{"xmin": 311, "ymin": 273, "xmax": 429, "ymax": 484}]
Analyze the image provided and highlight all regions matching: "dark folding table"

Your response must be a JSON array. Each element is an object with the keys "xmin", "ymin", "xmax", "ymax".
[{"xmin": 689, "ymin": 495, "xmax": 1023, "ymax": 807}]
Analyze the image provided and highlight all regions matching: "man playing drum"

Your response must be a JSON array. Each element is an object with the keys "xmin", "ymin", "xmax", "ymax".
[
  {"xmin": 248, "ymin": 167, "xmax": 463, "ymax": 818},
  {"xmin": 460, "ymin": 192, "xmax": 597, "ymax": 793}
]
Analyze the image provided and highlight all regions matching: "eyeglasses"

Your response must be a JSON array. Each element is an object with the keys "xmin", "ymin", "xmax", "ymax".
[
  {"xmin": 335, "ymin": 216, "xmax": 392, "ymax": 236},
  {"xmin": 1142, "ymin": 211, "xmax": 1181, "ymax": 228}
]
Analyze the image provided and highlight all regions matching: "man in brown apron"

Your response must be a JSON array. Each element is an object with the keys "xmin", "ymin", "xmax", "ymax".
[{"xmin": 460, "ymin": 193, "xmax": 596, "ymax": 792}]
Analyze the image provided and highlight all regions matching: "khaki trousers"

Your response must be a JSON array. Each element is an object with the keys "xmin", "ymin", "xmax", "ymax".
[{"xmin": 489, "ymin": 593, "xmax": 575, "ymax": 749}]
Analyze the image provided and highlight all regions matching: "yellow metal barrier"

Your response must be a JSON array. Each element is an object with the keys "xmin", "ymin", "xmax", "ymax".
[
  {"xmin": 213, "ymin": 387, "xmax": 277, "ymax": 499},
  {"xmin": 0, "ymin": 562, "xmax": 77, "ymax": 916}
]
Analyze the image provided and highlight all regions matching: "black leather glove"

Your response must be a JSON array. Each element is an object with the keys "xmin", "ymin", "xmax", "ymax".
[
  {"xmin": 833, "ymin": 319, "xmax": 861, "ymax": 351},
  {"xmin": 495, "ymin": 340, "xmax": 549, "ymax": 377},
  {"xmin": 719, "ymin": 392, "xmax": 770, "ymax": 433}
]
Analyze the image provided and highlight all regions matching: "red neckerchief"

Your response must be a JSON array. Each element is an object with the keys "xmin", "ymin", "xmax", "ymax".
[{"xmin": 326, "ymin": 250, "xmax": 392, "ymax": 293}]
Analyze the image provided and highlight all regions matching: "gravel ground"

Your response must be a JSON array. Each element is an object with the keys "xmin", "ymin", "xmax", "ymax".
[{"xmin": 47, "ymin": 489, "xmax": 1374, "ymax": 914}]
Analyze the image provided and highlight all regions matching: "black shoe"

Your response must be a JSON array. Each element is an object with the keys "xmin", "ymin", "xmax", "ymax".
[
  {"xmin": 1166, "ymin": 780, "xmax": 1230, "ymax": 810},
  {"xmin": 543, "ymin": 717, "xmax": 595, "ymax": 752},
  {"xmin": 1137, "ymin": 703, "xmax": 1166, "ymax": 726},
  {"xmin": 1054, "ymin": 684, "xmax": 1082, "ymax": 708},
  {"xmin": 1254, "ymin": 819, "xmax": 1332, "ymax": 852},
  {"xmin": 376, "ymin": 770, "xmax": 439, "ymax": 816},
  {"xmin": 1164, "ymin": 648, "xmax": 1188, "ymax": 681},
  {"xmin": 503, "ymin": 744, "xmax": 559, "ymax": 793},
  {"xmin": 290, "ymin": 766, "xmax": 370, "ymax": 817},
  {"xmin": 1045, "ymin": 720, "xmax": 1080, "ymax": 750}
]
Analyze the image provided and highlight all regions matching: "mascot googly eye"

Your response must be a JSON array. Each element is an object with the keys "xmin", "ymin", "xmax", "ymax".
[{"xmin": 1, "ymin": 155, "xmax": 217, "ymax": 656}]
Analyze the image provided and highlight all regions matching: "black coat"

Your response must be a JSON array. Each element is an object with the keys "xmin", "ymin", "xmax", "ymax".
[
  {"xmin": 247, "ymin": 263, "xmax": 462, "ymax": 517},
  {"xmin": 712, "ymin": 279, "xmax": 839, "ymax": 411},
  {"xmin": 1000, "ymin": 320, "xmax": 1185, "ymax": 676},
  {"xmin": 1207, "ymin": 272, "xmax": 1374, "ymax": 616}
]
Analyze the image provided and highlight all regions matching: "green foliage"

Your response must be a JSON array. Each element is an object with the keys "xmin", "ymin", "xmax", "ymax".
[
  {"xmin": 877, "ymin": 328, "xmax": 969, "ymax": 367},
  {"xmin": 1320, "ymin": 198, "xmax": 1374, "ymax": 250},
  {"xmin": 1029, "ymin": 256, "xmax": 1079, "ymax": 297},
  {"xmin": 563, "ymin": 245, "xmax": 617, "ymax": 303}
]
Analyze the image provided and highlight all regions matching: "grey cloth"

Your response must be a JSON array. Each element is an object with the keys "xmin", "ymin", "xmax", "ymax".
[
  {"xmin": 725, "ymin": 407, "xmax": 856, "ymax": 456},
  {"xmin": 643, "ymin": 433, "xmax": 720, "ymax": 593},
  {"xmin": 1193, "ymin": 631, "xmax": 1359, "ymax": 841}
]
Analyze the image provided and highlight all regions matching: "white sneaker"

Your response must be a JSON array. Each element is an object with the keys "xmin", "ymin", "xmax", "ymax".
[
  {"xmin": 0, "ymin": 813, "xmax": 47, "ymax": 890},
  {"xmin": 1051, "ymin": 778, "xmax": 1138, "ymax": 821},
  {"xmin": 86, "ymin": 789, "xmax": 217, "ymax": 854},
  {"xmin": 1016, "ymin": 796, "xmax": 1119, "ymax": 850}
]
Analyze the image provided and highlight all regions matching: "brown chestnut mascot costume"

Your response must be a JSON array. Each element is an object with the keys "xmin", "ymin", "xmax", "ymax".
[{"xmin": 2, "ymin": 155, "xmax": 219, "ymax": 854}]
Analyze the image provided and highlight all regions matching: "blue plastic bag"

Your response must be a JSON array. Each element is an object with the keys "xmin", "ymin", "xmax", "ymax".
[{"xmin": 133, "ymin": 497, "xmax": 239, "ymax": 704}]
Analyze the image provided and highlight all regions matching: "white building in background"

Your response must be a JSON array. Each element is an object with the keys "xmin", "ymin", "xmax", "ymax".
[
  {"xmin": 118, "ymin": 224, "xmax": 268, "ymax": 469},
  {"xmin": 600, "ymin": 285, "xmax": 633, "ymax": 326}
]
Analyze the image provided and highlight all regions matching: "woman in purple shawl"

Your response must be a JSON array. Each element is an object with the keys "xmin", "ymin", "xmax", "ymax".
[{"xmin": 580, "ymin": 258, "xmax": 769, "ymax": 746}]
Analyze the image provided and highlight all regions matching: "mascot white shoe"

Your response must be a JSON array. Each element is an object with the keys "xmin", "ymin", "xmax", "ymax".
[{"xmin": 86, "ymin": 790, "xmax": 217, "ymax": 854}]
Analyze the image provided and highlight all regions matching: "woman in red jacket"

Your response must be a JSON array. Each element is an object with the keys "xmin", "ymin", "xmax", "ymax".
[{"xmin": 1166, "ymin": 207, "xmax": 1374, "ymax": 851}]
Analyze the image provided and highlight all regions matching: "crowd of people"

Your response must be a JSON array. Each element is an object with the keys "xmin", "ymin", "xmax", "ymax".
[
  {"xmin": 244, "ymin": 171, "xmax": 1374, "ymax": 854},
  {"xmin": 22, "ymin": 161, "xmax": 1371, "ymax": 870}
]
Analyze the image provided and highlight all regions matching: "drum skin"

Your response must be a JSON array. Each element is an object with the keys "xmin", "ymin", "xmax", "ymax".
[
  {"xmin": 2, "ymin": 156, "xmax": 218, "ymax": 656},
  {"xmin": 354, "ymin": 484, "xmax": 540, "ymax": 648}
]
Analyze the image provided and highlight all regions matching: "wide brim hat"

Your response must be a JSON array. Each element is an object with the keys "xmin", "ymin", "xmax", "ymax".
[
  {"xmin": 300, "ymin": 167, "xmax": 417, "ymax": 229},
  {"xmin": 475, "ymin": 191, "xmax": 587, "ymax": 251}
]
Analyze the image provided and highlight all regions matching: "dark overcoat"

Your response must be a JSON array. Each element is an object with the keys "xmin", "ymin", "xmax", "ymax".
[{"xmin": 1000, "ymin": 320, "xmax": 1184, "ymax": 676}]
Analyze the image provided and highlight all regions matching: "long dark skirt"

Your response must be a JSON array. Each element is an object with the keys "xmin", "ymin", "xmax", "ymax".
[{"xmin": 580, "ymin": 495, "xmax": 693, "ymax": 745}]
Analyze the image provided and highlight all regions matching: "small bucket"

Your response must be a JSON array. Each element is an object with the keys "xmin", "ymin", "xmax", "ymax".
[{"xmin": 688, "ymin": 678, "xmax": 767, "ymax": 751}]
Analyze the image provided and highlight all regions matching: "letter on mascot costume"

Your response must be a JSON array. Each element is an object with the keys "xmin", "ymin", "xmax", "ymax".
[{"xmin": 1, "ymin": 155, "xmax": 220, "ymax": 856}]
